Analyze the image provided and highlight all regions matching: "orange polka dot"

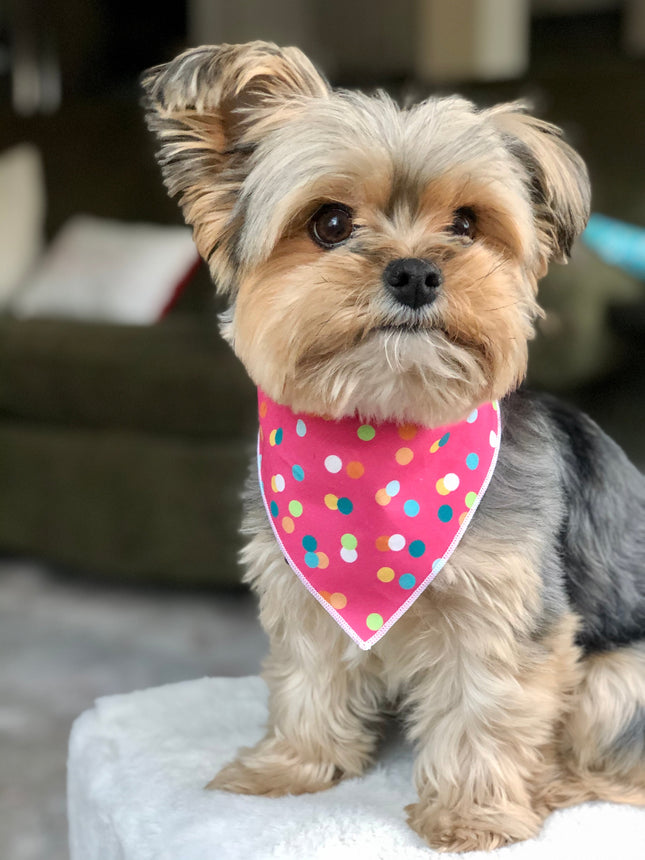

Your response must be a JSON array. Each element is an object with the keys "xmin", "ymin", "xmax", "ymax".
[
  {"xmin": 398, "ymin": 423, "xmax": 417, "ymax": 441},
  {"xmin": 375, "ymin": 488, "xmax": 391, "ymax": 506},
  {"xmin": 395, "ymin": 447, "xmax": 414, "ymax": 465},
  {"xmin": 259, "ymin": 401, "xmax": 268, "ymax": 418},
  {"xmin": 377, "ymin": 566, "xmax": 395, "ymax": 582},
  {"xmin": 459, "ymin": 512, "xmax": 468, "ymax": 526},
  {"xmin": 320, "ymin": 590, "xmax": 332, "ymax": 602},
  {"xmin": 316, "ymin": 551, "xmax": 329, "ymax": 569},
  {"xmin": 282, "ymin": 517, "xmax": 295, "ymax": 533},
  {"xmin": 259, "ymin": 427, "xmax": 264, "ymax": 442},
  {"xmin": 329, "ymin": 592, "xmax": 347, "ymax": 610},
  {"xmin": 346, "ymin": 460, "xmax": 365, "ymax": 479},
  {"xmin": 375, "ymin": 535, "xmax": 390, "ymax": 551},
  {"xmin": 324, "ymin": 493, "xmax": 339, "ymax": 510}
]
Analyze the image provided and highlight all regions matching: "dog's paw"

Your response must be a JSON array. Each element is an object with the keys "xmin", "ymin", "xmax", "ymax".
[
  {"xmin": 405, "ymin": 801, "xmax": 541, "ymax": 853},
  {"xmin": 206, "ymin": 740, "xmax": 342, "ymax": 797}
]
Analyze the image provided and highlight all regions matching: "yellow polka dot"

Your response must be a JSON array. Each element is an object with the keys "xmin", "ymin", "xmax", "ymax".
[
  {"xmin": 395, "ymin": 447, "xmax": 414, "ymax": 465},
  {"xmin": 259, "ymin": 401, "xmax": 268, "ymax": 418},
  {"xmin": 316, "ymin": 552, "xmax": 329, "ymax": 569},
  {"xmin": 435, "ymin": 478, "xmax": 450, "ymax": 496},
  {"xmin": 377, "ymin": 566, "xmax": 395, "ymax": 582},
  {"xmin": 398, "ymin": 424, "xmax": 417, "ymax": 441},
  {"xmin": 324, "ymin": 493, "xmax": 339, "ymax": 510},
  {"xmin": 430, "ymin": 439, "xmax": 440, "ymax": 453},
  {"xmin": 375, "ymin": 535, "xmax": 390, "ymax": 552},
  {"xmin": 282, "ymin": 517, "xmax": 295, "ymax": 534},
  {"xmin": 329, "ymin": 592, "xmax": 347, "ymax": 609},
  {"xmin": 269, "ymin": 429, "xmax": 277, "ymax": 446},
  {"xmin": 346, "ymin": 461, "xmax": 365, "ymax": 479},
  {"xmin": 375, "ymin": 488, "xmax": 391, "ymax": 506}
]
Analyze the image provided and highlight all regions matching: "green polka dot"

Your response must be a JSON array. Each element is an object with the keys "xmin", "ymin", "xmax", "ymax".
[
  {"xmin": 288, "ymin": 500, "xmax": 303, "ymax": 517},
  {"xmin": 465, "ymin": 491, "xmax": 477, "ymax": 509},
  {"xmin": 341, "ymin": 533, "xmax": 357, "ymax": 550},
  {"xmin": 357, "ymin": 425, "xmax": 376, "ymax": 441},
  {"xmin": 366, "ymin": 612, "xmax": 383, "ymax": 631}
]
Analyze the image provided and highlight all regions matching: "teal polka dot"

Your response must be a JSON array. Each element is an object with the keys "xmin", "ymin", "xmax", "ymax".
[
  {"xmin": 292, "ymin": 464, "xmax": 305, "ymax": 481},
  {"xmin": 304, "ymin": 552, "xmax": 319, "ymax": 568},
  {"xmin": 404, "ymin": 499, "xmax": 420, "ymax": 517},
  {"xmin": 409, "ymin": 540, "xmax": 426, "ymax": 558},
  {"xmin": 438, "ymin": 432, "xmax": 450, "ymax": 447},
  {"xmin": 270, "ymin": 501, "xmax": 279, "ymax": 517},
  {"xmin": 466, "ymin": 452, "xmax": 479, "ymax": 470},
  {"xmin": 302, "ymin": 535, "xmax": 317, "ymax": 551},
  {"xmin": 399, "ymin": 573, "xmax": 416, "ymax": 590},
  {"xmin": 296, "ymin": 419, "xmax": 307, "ymax": 437},
  {"xmin": 438, "ymin": 504, "xmax": 453, "ymax": 523},
  {"xmin": 337, "ymin": 497, "xmax": 353, "ymax": 515},
  {"xmin": 275, "ymin": 428, "xmax": 283, "ymax": 444}
]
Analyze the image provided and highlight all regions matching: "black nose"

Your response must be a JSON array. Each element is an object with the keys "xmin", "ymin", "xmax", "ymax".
[{"xmin": 383, "ymin": 258, "xmax": 442, "ymax": 309}]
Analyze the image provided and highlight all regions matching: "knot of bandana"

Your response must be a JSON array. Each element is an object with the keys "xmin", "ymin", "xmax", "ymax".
[{"xmin": 257, "ymin": 391, "xmax": 501, "ymax": 649}]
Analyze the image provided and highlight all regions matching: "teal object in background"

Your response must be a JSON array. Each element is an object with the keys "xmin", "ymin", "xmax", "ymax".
[{"xmin": 583, "ymin": 214, "xmax": 645, "ymax": 280}]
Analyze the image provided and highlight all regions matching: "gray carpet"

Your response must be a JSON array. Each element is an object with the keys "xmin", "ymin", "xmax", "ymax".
[{"xmin": 0, "ymin": 561, "xmax": 267, "ymax": 860}]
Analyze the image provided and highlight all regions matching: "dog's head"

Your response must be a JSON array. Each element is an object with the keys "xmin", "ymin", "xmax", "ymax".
[{"xmin": 143, "ymin": 41, "xmax": 590, "ymax": 426}]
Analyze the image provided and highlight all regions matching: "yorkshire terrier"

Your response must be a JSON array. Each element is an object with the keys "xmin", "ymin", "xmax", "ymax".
[{"xmin": 142, "ymin": 42, "xmax": 645, "ymax": 852}]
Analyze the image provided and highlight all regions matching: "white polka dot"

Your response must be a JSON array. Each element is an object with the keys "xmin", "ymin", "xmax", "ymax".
[
  {"xmin": 467, "ymin": 409, "xmax": 478, "ymax": 423},
  {"xmin": 385, "ymin": 480, "xmax": 400, "ymax": 497},
  {"xmin": 340, "ymin": 547, "xmax": 358, "ymax": 563},
  {"xmin": 388, "ymin": 534, "xmax": 406, "ymax": 551},
  {"xmin": 274, "ymin": 474, "xmax": 285, "ymax": 492},
  {"xmin": 443, "ymin": 472, "xmax": 460, "ymax": 492},
  {"xmin": 324, "ymin": 455, "xmax": 342, "ymax": 473},
  {"xmin": 296, "ymin": 419, "xmax": 307, "ymax": 437},
  {"xmin": 489, "ymin": 430, "xmax": 498, "ymax": 448}
]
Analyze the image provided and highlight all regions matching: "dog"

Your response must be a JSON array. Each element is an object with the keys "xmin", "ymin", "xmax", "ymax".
[{"xmin": 142, "ymin": 42, "xmax": 645, "ymax": 852}]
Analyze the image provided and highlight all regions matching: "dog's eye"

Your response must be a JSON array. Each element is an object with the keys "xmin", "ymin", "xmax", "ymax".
[
  {"xmin": 449, "ymin": 207, "xmax": 477, "ymax": 239},
  {"xmin": 309, "ymin": 203, "xmax": 354, "ymax": 249}
]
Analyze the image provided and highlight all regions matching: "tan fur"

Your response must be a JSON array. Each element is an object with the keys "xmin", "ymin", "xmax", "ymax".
[{"xmin": 142, "ymin": 41, "xmax": 644, "ymax": 853}]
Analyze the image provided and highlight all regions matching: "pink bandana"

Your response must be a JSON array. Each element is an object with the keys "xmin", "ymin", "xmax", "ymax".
[{"xmin": 258, "ymin": 391, "xmax": 501, "ymax": 649}]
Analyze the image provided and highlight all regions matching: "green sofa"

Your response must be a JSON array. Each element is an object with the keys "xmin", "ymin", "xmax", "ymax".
[{"xmin": 0, "ymin": 311, "xmax": 257, "ymax": 587}]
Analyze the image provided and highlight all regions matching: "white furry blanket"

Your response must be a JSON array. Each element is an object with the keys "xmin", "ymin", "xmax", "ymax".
[{"xmin": 67, "ymin": 676, "xmax": 645, "ymax": 859}]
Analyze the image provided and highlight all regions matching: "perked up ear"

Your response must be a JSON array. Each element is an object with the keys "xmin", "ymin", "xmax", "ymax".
[
  {"xmin": 141, "ymin": 42, "xmax": 329, "ymax": 290},
  {"xmin": 489, "ymin": 103, "xmax": 591, "ymax": 272}
]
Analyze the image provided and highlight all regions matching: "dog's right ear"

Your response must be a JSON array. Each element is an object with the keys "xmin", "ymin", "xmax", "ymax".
[{"xmin": 142, "ymin": 42, "xmax": 329, "ymax": 290}]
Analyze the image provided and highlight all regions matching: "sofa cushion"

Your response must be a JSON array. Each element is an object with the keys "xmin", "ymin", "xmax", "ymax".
[{"xmin": 0, "ymin": 316, "xmax": 257, "ymax": 440}]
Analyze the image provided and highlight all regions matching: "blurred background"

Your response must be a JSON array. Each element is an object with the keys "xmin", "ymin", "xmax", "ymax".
[{"xmin": 0, "ymin": 1, "xmax": 644, "ymax": 858}]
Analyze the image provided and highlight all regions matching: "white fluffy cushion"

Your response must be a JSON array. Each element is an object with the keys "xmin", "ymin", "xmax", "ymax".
[
  {"xmin": 0, "ymin": 144, "xmax": 46, "ymax": 305},
  {"xmin": 11, "ymin": 215, "xmax": 200, "ymax": 324},
  {"xmin": 67, "ymin": 676, "xmax": 645, "ymax": 860}
]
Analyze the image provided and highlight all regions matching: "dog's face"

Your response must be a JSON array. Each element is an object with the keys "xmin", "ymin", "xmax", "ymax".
[{"xmin": 143, "ymin": 42, "xmax": 590, "ymax": 426}]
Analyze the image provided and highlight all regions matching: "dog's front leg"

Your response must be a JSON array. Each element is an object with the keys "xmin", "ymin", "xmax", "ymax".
[
  {"xmin": 208, "ymin": 546, "xmax": 383, "ymax": 796},
  {"xmin": 400, "ymin": 604, "xmax": 580, "ymax": 852}
]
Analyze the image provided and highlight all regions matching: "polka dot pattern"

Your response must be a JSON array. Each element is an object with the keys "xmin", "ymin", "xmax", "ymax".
[{"xmin": 257, "ymin": 389, "xmax": 500, "ymax": 648}]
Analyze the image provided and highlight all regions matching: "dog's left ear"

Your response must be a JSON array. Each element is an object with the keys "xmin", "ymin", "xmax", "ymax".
[{"xmin": 489, "ymin": 103, "xmax": 591, "ymax": 272}]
